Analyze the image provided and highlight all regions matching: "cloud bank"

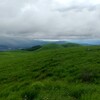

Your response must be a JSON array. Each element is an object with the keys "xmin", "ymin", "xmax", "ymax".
[{"xmin": 0, "ymin": 0, "xmax": 100, "ymax": 40}]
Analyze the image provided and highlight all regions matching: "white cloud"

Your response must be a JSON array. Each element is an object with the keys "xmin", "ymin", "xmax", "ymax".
[{"xmin": 0, "ymin": 0, "xmax": 100, "ymax": 40}]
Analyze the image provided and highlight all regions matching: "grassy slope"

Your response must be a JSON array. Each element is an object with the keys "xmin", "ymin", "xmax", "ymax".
[
  {"xmin": 25, "ymin": 43, "xmax": 81, "ymax": 51},
  {"xmin": 0, "ymin": 46, "xmax": 100, "ymax": 100}
]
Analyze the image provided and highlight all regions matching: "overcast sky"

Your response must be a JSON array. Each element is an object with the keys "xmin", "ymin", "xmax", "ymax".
[{"xmin": 0, "ymin": 0, "xmax": 100, "ymax": 40}]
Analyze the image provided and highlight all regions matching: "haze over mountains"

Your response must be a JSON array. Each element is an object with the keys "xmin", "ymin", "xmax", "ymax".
[{"xmin": 1, "ymin": 38, "xmax": 100, "ymax": 51}]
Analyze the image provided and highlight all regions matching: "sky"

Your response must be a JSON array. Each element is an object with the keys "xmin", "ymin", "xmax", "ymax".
[{"xmin": 0, "ymin": 0, "xmax": 100, "ymax": 41}]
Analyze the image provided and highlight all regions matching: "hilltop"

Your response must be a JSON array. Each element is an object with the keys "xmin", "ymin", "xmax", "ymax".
[
  {"xmin": 0, "ymin": 45, "xmax": 100, "ymax": 100},
  {"xmin": 25, "ymin": 43, "xmax": 81, "ymax": 51}
]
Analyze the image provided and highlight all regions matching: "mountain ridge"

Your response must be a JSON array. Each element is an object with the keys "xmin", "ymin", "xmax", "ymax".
[{"xmin": 0, "ymin": 39, "xmax": 100, "ymax": 51}]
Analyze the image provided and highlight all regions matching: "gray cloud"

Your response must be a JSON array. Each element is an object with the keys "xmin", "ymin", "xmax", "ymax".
[{"xmin": 0, "ymin": 0, "xmax": 100, "ymax": 40}]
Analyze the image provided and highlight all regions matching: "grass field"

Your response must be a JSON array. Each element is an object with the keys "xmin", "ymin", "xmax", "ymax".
[{"xmin": 0, "ymin": 45, "xmax": 100, "ymax": 100}]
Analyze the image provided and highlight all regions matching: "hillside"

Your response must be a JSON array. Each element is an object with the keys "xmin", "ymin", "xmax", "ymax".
[
  {"xmin": 25, "ymin": 43, "xmax": 81, "ymax": 51},
  {"xmin": 0, "ymin": 45, "xmax": 100, "ymax": 100}
]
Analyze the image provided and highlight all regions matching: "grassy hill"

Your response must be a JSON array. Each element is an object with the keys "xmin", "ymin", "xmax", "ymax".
[
  {"xmin": 25, "ymin": 43, "xmax": 81, "ymax": 51},
  {"xmin": 0, "ymin": 45, "xmax": 100, "ymax": 100}
]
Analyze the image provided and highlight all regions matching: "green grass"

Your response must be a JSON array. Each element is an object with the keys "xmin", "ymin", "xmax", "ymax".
[
  {"xmin": 25, "ymin": 43, "xmax": 81, "ymax": 51},
  {"xmin": 0, "ymin": 45, "xmax": 100, "ymax": 100}
]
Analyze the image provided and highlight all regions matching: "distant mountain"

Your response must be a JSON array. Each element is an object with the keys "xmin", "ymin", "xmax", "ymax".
[
  {"xmin": 0, "ymin": 39, "xmax": 49, "ymax": 51},
  {"xmin": 69, "ymin": 40, "xmax": 100, "ymax": 45},
  {"xmin": 0, "ymin": 39, "xmax": 100, "ymax": 51},
  {"xmin": 0, "ymin": 45, "xmax": 9, "ymax": 51},
  {"xmin": 0, "ymin": 39, "xmax": 70, "ymax": 51}
]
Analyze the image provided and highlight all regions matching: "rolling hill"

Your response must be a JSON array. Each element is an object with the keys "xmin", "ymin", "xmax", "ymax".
[
  {"xmin": 25, "ymin": 43, "xmax": 81, "ymax": 51},
  {"xmin": 0, "ymin": 45, "xmax": 100, "ymax": 100}
]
